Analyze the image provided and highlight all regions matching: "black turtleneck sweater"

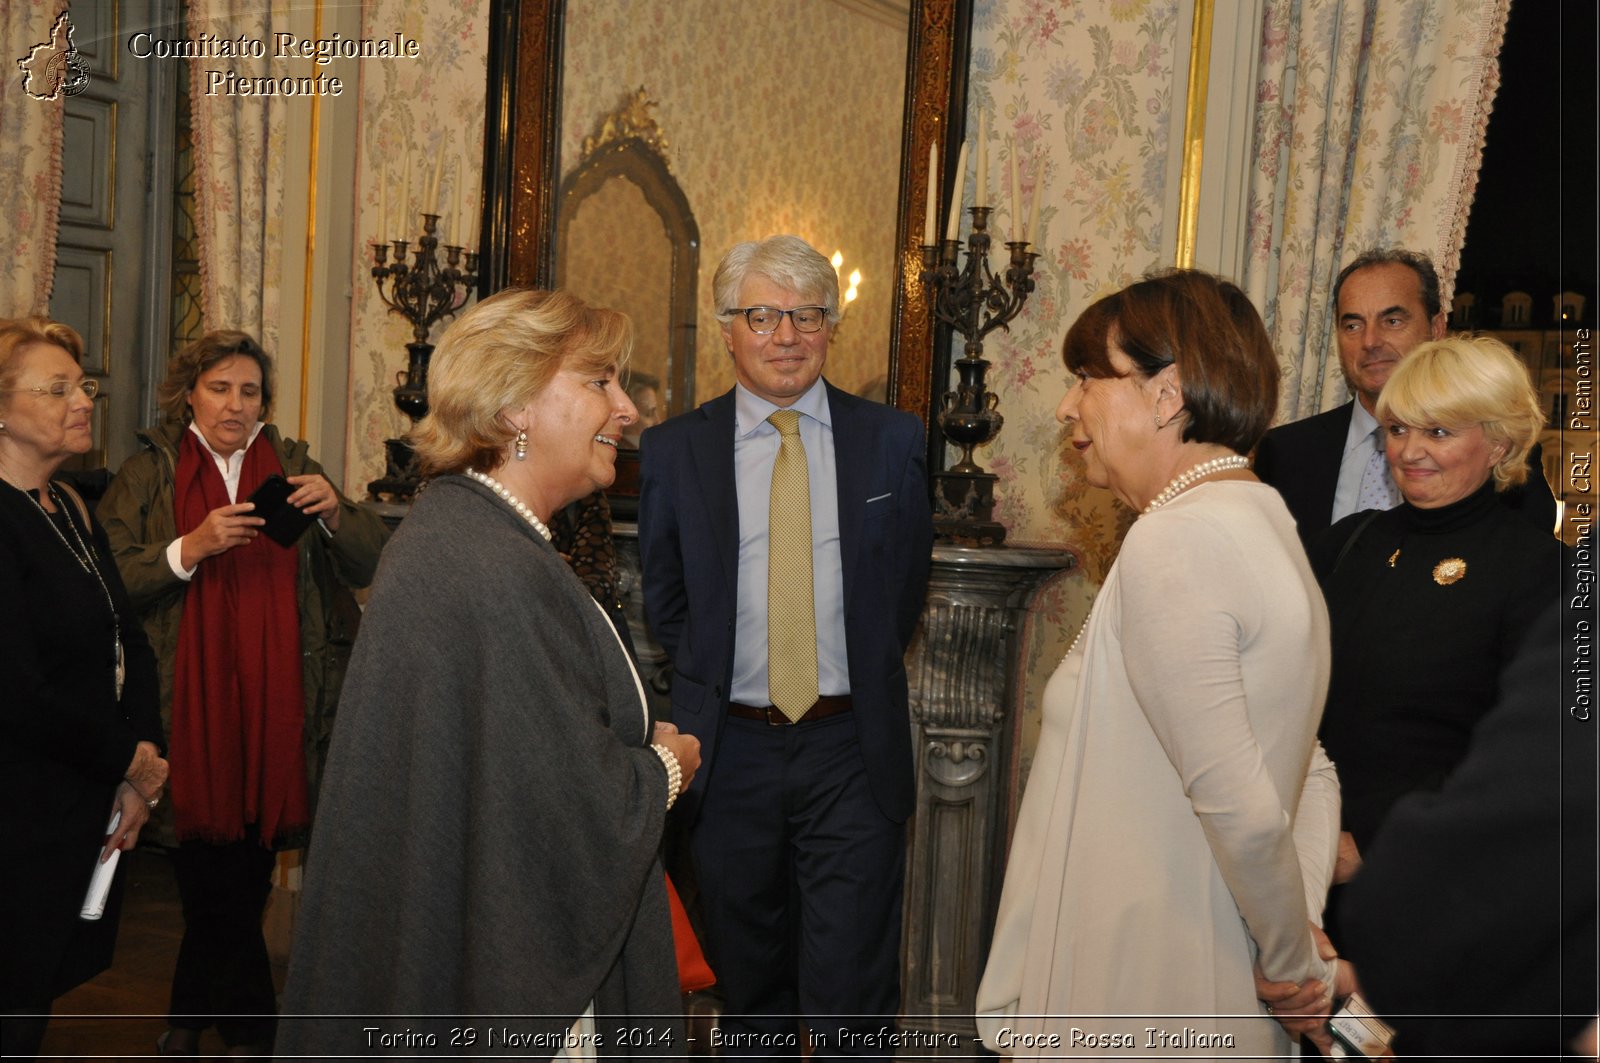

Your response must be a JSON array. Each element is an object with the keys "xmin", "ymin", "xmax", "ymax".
[{"xmin": 1309, "ymin": 480, "xmax": 1570, "ymax": 849}]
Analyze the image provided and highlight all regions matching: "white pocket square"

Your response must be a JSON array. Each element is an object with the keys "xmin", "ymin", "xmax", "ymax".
[{"xmin": 865, "ymin": 492, "xmax": 892, "ymax": 503}]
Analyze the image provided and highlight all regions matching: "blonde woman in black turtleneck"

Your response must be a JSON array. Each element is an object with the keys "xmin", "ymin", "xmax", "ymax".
[
  {"xmin": 1312, "ymin": 332, "xmax": 1561, "ymax": 864},
  {"xmin": 1310, "ymin": 332, "xmax": 1577, "ymax": 1058},
  {"xmin": 1313, "ymin": 334, "xmax": 1569, "ymax": 873}
]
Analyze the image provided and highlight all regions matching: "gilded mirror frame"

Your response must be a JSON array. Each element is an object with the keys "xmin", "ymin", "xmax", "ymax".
[
  {"xmin": 477, "ymin": 0, "xmax": 972, "ymax": 433},
  {"xmin": 555, "ymin": 134, "xmax": 700, "ymax": 420}
]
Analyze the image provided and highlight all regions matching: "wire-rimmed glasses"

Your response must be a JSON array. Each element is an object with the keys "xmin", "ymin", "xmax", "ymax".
[{"xmin": 3, "ymin": 378, "xmax": 100, "ymax": 399}]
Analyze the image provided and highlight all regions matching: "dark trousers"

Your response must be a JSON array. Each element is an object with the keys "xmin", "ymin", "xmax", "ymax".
[
  {"xmin": 168, "ymin": 828, "xmax": 278, "ymax": 1047},
  {"xmin": 1, "ymin": 1007, "xmax": 50, "ymax": 1058},
  {"xmin": 692, "ymin": 712, "xmax": 904, "ymax": 1059}
]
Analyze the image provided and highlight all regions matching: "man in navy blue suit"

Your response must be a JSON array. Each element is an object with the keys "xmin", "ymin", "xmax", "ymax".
[
  {"xmin": 1255, "ymin": 248, "xmax": 1555, "ymax": 547},
  {"xmin": 639, "ymin": 236, "xmax": 932, "ymax": 1053}
]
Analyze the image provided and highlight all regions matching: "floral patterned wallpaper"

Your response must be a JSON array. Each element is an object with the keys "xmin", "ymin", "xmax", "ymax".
[
  {"xmin": 964, "ymin": 0, "xmax": 1181, "ymax": 769},
  {"xmin": 344, "ymin": 0, "xmax": 489, "ymax": 491}
]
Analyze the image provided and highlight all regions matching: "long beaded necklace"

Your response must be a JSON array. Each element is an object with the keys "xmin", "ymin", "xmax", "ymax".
[
  {"xmin": 464, "ymin": 468, "xmax": 553, "ymax": 541},
  {"xmin": 1141, "ymin": 453, "xmax": 1251, "ymax": 514},
  {"xmin": 17, "ymin": 482, "xmax": 126, "ymax": 699}
]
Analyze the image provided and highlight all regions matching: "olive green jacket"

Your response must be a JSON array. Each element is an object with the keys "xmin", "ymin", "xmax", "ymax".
[{"xmin": 97, "ymin": 421, "xmax": 390, "ymax": 847}]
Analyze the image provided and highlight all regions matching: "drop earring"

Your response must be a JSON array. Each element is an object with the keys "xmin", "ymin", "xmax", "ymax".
[{"xmin": 514, "ymin": 428, "xmax": 528, "ymax": 461}]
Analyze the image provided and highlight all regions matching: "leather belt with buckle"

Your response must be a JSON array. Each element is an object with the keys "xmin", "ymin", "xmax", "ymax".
[{"xmin": 727, "ymin": 694, "xmax": 853, "ymax": 726}]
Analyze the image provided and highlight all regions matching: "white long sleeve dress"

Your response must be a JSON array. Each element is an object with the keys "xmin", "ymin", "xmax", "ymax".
[{"xmin": 976, "ymin": 481, "xmax": 1340, "ymax": 1059}]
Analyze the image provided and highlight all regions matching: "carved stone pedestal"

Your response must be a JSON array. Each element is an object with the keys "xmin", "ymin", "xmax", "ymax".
[{"xmin": 900, "ymin": 544, "xmax": 1075, "ymax": 1051}]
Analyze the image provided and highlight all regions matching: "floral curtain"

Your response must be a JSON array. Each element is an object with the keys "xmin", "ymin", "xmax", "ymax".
[
  {"xmin": 965, "ymin": 0, "xmax": 1180, "ymax": 583},
  {"xmin": 1243, "ymin": 0, "xmax": 1510, "ymax": 420},
  {"xmin": 0, "ymin": 0, "xmax": 67, "ymax": 317},
  {"xmin": 185, "ymin": 0, "xmax": 290, "ymax": 352}
]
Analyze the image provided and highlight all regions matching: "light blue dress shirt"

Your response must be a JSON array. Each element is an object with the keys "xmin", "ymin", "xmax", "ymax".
[
  {"xmin": 730, "ymin": 378, "xmax": 850, "ymax": 707},
  {"xmin": 1331, "ymin": 400, "xmax": 1393, "ymax": 524}
]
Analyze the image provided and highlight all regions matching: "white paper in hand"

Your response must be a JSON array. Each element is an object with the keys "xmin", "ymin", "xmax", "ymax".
[{"xmin": 80, "ymin": 808, "xmax": 122, "ymax": 921}]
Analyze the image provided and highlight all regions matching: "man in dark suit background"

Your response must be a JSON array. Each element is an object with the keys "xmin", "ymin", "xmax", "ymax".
[
  {"xmin": 1255, "ymin": 248, "xmax": 1555, "ymax": 546},
  {"xmin": 639, "ymin": 235, "xmax": 932, "ymax": 1053}
]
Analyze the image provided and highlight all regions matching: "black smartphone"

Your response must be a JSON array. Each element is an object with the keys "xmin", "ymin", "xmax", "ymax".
[{"xmin": 246, "ymin": 474, "xmax": 316, "ymax": 547}]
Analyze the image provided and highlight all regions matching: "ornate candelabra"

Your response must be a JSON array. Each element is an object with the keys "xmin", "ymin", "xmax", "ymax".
[
  {"xmin": 921, "ymin": 205, "xmax": 1037, "ymax": 544},
  {"xmin": 368, "ymin": 213, "xmax": 477, "ymax": 500}
]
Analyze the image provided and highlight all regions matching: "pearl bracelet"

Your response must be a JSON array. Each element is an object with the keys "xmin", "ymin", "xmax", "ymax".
[{"xmin": 651, "ymin": 743, "xmax": 682, "ymax": 812}]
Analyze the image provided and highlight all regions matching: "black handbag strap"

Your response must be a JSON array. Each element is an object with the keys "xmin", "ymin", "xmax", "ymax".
[{"xmin": 1330, "ymin": 508, "xmax": 1384, "ymax": 576}]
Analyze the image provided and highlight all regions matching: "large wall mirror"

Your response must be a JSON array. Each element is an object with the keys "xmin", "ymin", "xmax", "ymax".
[
  {"xmin": 478, "ymin": 0, "xmax": 973, "ymax": 439},
  {"xmin": 555, "ymin": 99, "xmax": 700, "ymax": 427}
]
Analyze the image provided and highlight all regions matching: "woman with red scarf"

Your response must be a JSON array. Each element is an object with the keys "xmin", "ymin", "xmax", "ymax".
[{"xmin": 99, "ymin": 331, "xmax": 388, "ymax": 1056}]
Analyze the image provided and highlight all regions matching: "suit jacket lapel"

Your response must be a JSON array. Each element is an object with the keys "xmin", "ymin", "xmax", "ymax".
[
  {"xmin": 1317, "ymin": 402, "xmax": 1357, "ymax": 517},
  {"xmin": 827, "ymin": 383, "xmax": 867, "ymax": 610},
  {"xmin": 688, "ymin": 391, "xmax": 740, "ymax": 593}
]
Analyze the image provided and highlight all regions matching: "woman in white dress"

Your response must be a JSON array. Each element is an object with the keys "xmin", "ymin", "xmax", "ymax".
[{"xmin": 975, "ymin": 271, "xmax": 1342, "ymax": 1057}]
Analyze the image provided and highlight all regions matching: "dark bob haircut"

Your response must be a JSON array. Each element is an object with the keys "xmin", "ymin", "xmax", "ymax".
[{"xmin": 1061, "ymin": 269, "xmax": 1279, "ymax": 453}]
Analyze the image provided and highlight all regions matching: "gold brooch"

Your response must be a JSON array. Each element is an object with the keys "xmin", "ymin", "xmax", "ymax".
[
  {"xmin": 1387, "ymin": 549, "xmax": 1401, "ymax": 568},
  {"xmin": 1433, "ymin": 558, "xmax": 1467, "ymax": 585}
]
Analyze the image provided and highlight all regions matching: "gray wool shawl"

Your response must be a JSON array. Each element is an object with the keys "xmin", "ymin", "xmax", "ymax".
[{"xmin": 277, "ymin": 476, "xmax": 681, "ymax": 1057}]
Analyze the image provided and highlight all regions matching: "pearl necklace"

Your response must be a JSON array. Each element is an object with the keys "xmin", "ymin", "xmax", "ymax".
[
  {"xmin": 464, "ymin": 468, "xmax": 552, "ymax": 541},
  {"xmin": 1064, "ymin": 613, "xmax": 1093, "ymax": 662},
  {"xmin": 1142, "ymin": 454, "xmax": 1251, "ymax": 514}
]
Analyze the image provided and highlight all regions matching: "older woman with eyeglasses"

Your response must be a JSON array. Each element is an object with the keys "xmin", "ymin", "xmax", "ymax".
[
  {"xmin": 97, "ymin": 330, "xmax": 388, "ymax": 1056},
  {"xmin": 0, "ymin": 317, "xmax": 167, "ymax": 1059}
]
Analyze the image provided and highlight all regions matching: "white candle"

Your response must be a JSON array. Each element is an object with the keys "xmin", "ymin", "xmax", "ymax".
[
  {"xmin": 429, "ymin": 141, "xmax": 445, "ymax": 217},
  {"xmin": 377, "ymin": 170, "xmax": 387, "ymax": 243},
  {"xmin": 1008, "ymin": 138, "xmax": 1020, "ymax": 242},
  {"xmin": 923, "ymin": 142, "xmax": 938, "ymax": 246},
  {"xmin": 401, "ymin": 148, "xmax": 411, "ymax": 234},
  {"xmin": 465, "ymin": 178, "xmax": 479, "ymax": 250},
  {"xmin": 974, "ymin": 112, "xmax": 988, "ymax": 209},
  {"xmin": 452, "ymin": 159, "xmax": 463, "ymax": 245},
  {"xmin": 944, "ymin": 141, "xmax": 968, "ymax": 242},
  {"xmin": 1025, "ymin": 157, "xmax": 1043, "ymax": 245}
]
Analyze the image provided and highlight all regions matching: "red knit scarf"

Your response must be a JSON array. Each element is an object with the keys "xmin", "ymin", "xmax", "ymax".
[{"xmin": 169, "ymin": 428, "xmax": 308, "ymax": 846}]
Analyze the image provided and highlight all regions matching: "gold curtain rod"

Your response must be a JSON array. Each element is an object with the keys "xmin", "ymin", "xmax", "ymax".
[{"xmin": 1175, "ymin": 0, "xmax": 1214, "ymax": 269}]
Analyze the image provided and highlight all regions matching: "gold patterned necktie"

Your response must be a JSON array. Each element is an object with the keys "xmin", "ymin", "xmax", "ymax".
[{"xmin": 767, "ymin": 410, "xmax": 819, "ymax": 722}]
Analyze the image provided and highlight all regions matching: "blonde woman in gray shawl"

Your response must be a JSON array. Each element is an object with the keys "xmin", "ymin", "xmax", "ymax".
[{"xmin": 278, "ymin": 289, "xmax": 700, "ymax": 1057}]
